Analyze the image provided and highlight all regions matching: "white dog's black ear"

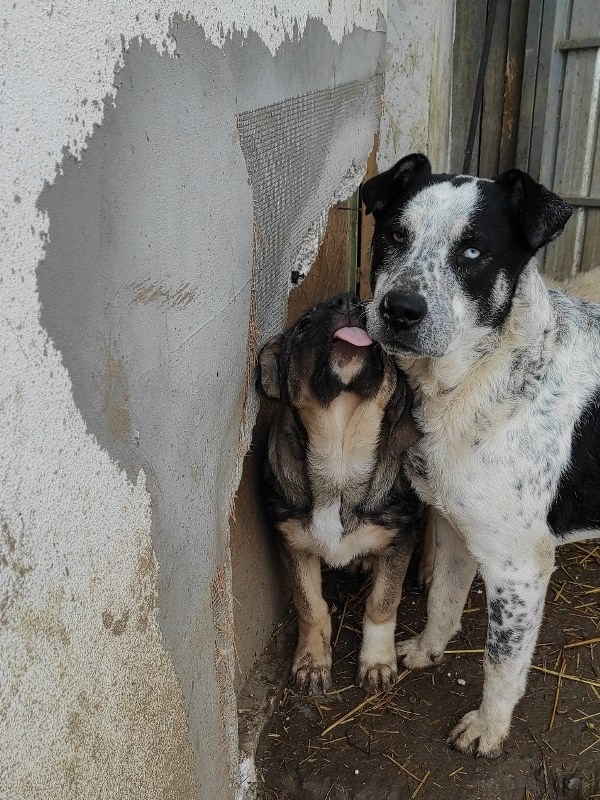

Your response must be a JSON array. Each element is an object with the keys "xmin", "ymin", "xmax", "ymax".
[
  {"xmin": 495, "ymin": 169, "xmax": 573, "ymax": 250},
  {"xmin": 257, "ymin": 335, "xmax": 283, "ymax": 399},
  {"xmin": 361, "ymin": 153, "xmax": 432, "ymax": 216}
]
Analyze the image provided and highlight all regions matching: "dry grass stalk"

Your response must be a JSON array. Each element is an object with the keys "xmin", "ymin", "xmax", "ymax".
[
  {"xmin": 548, "ymin": 654, "xmax": 566, "ymax": 731},
  {"xmin": 531, "ymin": 664, "xmax": 600, "ymax": 688},
  {"xmin": 552, "ymin": 581, "xmax": 569, "ymax": 604},
  {"xmin": 333, "ymin": 595, "xmax": 350, "ymax": 649},
  {"xmin": 564, "ymin": 636, "xmax": 600, "ymax": 649},
  {"xmin": 320, "ymin": 670, "xmax": 412, "ymax": 736},
  {"xmin": 443, "ymin": 647, "xmax": 600, "ymax": 688},
  {"xmin": 385, "ymin": 753, "xmax": 421, "ymax": 782},
  {"xmin": 578, "ymin": 735, "xmax": 600, "ymax": 756},
  {"xmin": 411, "ymin": 770, "xmax": 431, "ymax": 798},
  {"xmin": 572, "ymin": 710, "xmax": 600, "ymax": 722}
]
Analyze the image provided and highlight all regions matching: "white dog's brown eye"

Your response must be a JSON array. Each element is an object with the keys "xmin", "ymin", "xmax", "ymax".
[
  {"xmin": 391, "ymin": 231, "xmax": 405, "ymax": 244},
  {"xmin": 462, "ymin": 247, "xmax": 481, "ymax": 260}
]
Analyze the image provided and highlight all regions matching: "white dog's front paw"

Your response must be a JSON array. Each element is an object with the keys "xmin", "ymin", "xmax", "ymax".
[
  {"xmin": 396, "ymin": 636, "xmax": 444, "ymax": 669},
  {"xmin": 447, "ymin": 708, "xmax": 509, "ymax": 758}
]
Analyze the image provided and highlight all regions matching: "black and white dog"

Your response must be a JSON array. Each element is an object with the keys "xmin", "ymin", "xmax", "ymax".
[{"xmin": 361, "ymin": 153, "xmax": 600, "ymax": 756}]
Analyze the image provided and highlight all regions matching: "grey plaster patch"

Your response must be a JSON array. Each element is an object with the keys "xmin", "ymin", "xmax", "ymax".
[{"xmin": 37, "ymin": 15, "xmax": 384, "ymax": 797}]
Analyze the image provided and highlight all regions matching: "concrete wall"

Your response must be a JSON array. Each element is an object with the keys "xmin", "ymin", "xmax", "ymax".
[
  {"xmin": 378, "ymin": 0, "xmax": 455, "ymax": 171},
  {"xmin": 1, "ymin": 0, "xmax": 457, "ymax": 797},
  {"xmin": 0, "ymin": 2, "xmax": 386, "ymax": 799}
]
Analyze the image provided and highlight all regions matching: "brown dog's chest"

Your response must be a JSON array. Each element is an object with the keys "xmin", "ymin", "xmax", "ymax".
[
  {"xmin": 289, "ymin": 392, "xmax": 392, "ymax": 565},
  {"xmin": 301, "ymin": 391, "xmax": 385, "ymax": 497}
]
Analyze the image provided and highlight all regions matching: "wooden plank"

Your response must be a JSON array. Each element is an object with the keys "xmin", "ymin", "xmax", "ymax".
[
  {"xmin": 557, "ymin": 36, "xmax": 600, "ymax": 51},
  {"xmin": 347, "ymin": 189, "xmax": 360, "ymax": 294},
  {"xmin": 538, "ymin": 0, "xmax": 572, "ymax": 189},
  {"xmin": 358, "ymin": 134, "xmax": 379, "ymax": 301},
  {"xmin": 567, "ymin": 0, "xmax": 600, "ymax": 273},
  {"xmin": 565, "ymin": 0, "xmax": 600, "ymax": 40},
  {"xmin": 528, "ymin": 0, "xmax": 559, "ymax": 179},
  {"xmin": 552, "ymin": 50, "xmax": 596, "ymax": 197},
  {"xmin": 516, "ymin": 0, "xmax": 544, "ymax": 171},
  {"xmin": 287, "ymin": 200, "xmax": 351, "ymax": 325},
  {"xmin": 480, "ymin": 0, "xmax": 512, "ymax": 177},
  {"xmin": 582, "ymin": 208, "xmax": 600, "ymax": 268},
  {"xmin": 562, "ymin": 196, "xmax": 600, "ymax": 206},
  {"xmin": 498, "ymin": 0, "xmax": 530, "ymax": 172},
  {"xmin": 449, "ymin": 0, "xmax": 487, "ymax": 173}
]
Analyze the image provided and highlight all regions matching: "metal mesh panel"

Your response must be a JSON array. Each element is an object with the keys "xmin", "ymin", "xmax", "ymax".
[{"xmin": 236, "ymin": 75, "xmax": 383, "ymax": 451}]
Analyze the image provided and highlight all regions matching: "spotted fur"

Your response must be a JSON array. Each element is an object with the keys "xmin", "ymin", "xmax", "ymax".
[{"xmin": 362, "ymin": 154, "xmax": 600, "ymax": 757}]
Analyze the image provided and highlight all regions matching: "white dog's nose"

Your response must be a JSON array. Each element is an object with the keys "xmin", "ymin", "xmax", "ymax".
[{"xmin": 380, "ymin": 290, "xmax": 427, "ymax": 329}]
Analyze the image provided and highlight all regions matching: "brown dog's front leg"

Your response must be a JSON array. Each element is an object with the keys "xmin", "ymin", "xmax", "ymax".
[
  {"xmin": 281, "ymin": 545, "xmax": 332, "ymax": 695},
  {"xmin": 358, "ymin": 536, "xmax": 414, "ymax": 693}
]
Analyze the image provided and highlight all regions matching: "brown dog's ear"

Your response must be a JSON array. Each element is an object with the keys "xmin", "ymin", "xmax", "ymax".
[
  {"xmin": 495, "ymin": 169, "xmax": 572, "ymax": 250},
  {"xmin": 257, "ymin": 335, "xmax": 283, "ymax": 399},
  {"xmin": 361, "ymin": 153, "xmax": 432, "ymax": 216},
  {"xmin": 386, "ymin": 373, "xmax": 421, "ymax": 455}
]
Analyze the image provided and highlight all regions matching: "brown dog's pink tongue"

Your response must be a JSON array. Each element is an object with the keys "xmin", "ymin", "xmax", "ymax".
[{"xmin": 333, "ymin": 326, "xmax": 373, "ymax": 347}]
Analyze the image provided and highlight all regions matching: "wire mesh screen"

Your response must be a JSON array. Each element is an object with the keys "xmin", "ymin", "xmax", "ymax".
[{"xmin": 235, "ymin": 75, "xmax": 383, "ymax": 453}]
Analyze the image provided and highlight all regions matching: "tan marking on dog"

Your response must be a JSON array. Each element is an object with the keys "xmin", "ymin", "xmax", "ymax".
[
  {"xmin": 282, "ymin": 548, "xmax": 332, "ymax": 694},
  {"xmin": 280, "ymin": 519, "xmax": 397, "ymax": 569},
  {"xmin": 298, "ymin": 361, "xmax": 396, "ymax": 492}
]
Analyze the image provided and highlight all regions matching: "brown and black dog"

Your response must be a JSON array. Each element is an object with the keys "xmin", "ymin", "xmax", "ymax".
[{"xmin": 257, "ymin": 292, "xmax": 422, "ymax": 694}]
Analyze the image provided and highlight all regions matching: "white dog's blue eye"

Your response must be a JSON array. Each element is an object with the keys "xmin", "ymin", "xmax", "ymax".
[
  {"xmin": 462, "ymin": 247, "xmax": 481, "ymax": 260},
  {"xmin": 391, "ymin": 231, "xmax": 406, "ymax": 244}
]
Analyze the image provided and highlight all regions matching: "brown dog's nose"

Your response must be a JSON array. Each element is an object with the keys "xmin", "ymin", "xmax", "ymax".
[
  {"xmin": 329, "ymin": 292, "xmax": 360, "ymax": 313},
  {"xmin": 380, "ymin": 290, "xmax": 427, "ymax": 329}
]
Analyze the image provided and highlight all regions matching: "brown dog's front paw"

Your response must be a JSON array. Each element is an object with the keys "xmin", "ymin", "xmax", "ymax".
[
  {"xmin": 292, "ymin": 664, "xmax": 332, "ymax": 695},
  {"xmin": 447, "ymin": 709, "xmax": 507, "ymax": 758},
  {"xmin": 357, "ymin": 663, "xmax": 397, "ymax": 693}
]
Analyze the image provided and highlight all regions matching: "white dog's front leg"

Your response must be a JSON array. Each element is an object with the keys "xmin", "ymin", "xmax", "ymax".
[
  {"xmin": 448, "ymin": 547, "xmax": 554, "ymax": 757},
  {"xmin": 397, "ymin": 514, "xmax": 477, "ymax": 668}
]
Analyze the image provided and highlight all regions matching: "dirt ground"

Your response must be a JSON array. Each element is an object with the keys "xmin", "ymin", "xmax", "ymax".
[{"xmin": 255, "ymin": 542, "xmax": 600, "ymax": 800}]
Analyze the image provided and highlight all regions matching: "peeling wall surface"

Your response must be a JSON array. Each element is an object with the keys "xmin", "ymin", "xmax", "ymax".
[
  {"xmin": 0, "ymin": 2, "xmax": 386, "ymax": 799},
  {"xmin": 378, "ymin": 0, "xmax": 454, "ymax": 171}
]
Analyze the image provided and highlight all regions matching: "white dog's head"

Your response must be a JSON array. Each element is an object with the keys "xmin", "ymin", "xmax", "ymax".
[{"xmin": 362, "ymin": 154, "xmax": 572, "ymax": 358}]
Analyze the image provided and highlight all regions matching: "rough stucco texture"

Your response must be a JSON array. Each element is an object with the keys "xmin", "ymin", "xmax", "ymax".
[
  {"xmin": 378, "ymin": 0, "xmax": 453, "ymax": 170},
  {"xmin": 0, "ymin": 2, "xmax": 385, "ymax": 799}
]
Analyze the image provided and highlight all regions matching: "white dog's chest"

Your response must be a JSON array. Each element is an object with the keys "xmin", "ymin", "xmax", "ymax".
[{"xmin": 407, "ymin": 418, "xmax": 568, "ymax": 538}]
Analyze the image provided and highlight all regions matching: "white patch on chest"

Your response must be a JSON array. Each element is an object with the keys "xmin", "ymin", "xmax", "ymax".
[
  {"xmin": 281, "ymin": 517, "xmax": 396, "ymax": 568},
  {"xmin": 311, "ymin": 502, "xmax": 344, "ymax": 549}
]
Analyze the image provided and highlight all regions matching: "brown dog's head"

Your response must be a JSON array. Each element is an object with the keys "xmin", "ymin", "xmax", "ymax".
[{"xmin": 257, "ymin": 293, "xmax": 386, "ymax": 408}]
